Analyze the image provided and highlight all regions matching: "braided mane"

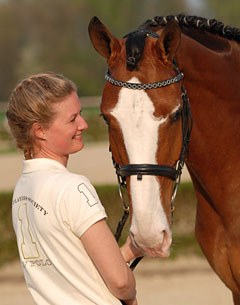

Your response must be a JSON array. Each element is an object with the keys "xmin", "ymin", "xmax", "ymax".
[{"xmin": 141, "ymin": 14, "xmax": 240, "ymax": 42}]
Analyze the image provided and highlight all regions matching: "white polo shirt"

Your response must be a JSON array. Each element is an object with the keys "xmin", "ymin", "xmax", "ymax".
[{"xmin": 12, "ymin": 158, "xmax": 121, "ymax": 305}]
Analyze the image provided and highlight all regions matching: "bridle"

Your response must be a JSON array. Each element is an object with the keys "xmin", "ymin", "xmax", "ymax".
[{"xmin": 105, "ymin": 59, "xmax": 192, "ymax": 270}]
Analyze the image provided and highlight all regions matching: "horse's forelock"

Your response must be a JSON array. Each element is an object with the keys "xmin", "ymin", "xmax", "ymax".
[{"xmin": 125, "ymin": 31, "xmax": 147, "ymax": 71}]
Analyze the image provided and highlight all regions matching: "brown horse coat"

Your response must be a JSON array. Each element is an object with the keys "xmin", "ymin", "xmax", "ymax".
[{"xmin": 89, "ymin": 15, "xmax": 240, "ymax": 304}]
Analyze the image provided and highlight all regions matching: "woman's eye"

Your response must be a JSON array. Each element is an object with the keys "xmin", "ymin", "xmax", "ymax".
[
  {"xmin": 171, "ymin": 109, "xmax": 182, "ymax": 122},
  {"xmin": 70, "ymin": 111, "xmax": 83, "ymax": 123}
]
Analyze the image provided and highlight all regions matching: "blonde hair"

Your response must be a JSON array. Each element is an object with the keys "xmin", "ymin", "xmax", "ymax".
[{"xmin": 6, "ymin": 72, "xmax": 77, "ymax": 159}]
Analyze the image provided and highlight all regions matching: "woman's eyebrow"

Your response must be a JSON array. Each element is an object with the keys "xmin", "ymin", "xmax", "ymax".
[{"xmin": 68, "ymin": 109, "xmax": 82, "ymax": 120}]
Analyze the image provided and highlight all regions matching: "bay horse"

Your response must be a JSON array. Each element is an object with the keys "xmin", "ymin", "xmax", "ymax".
[{"xmin": 88, "ymin": 14, "xmax": 240, "ymax": 304}]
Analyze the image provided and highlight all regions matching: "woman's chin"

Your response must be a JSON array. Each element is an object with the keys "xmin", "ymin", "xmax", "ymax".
[{"xmin": 71, "ymin": 143, "xmax": 85, "ymax": 154}]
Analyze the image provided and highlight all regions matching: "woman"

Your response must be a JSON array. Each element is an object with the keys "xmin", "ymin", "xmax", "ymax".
[{"xmin": 7, "ymin": 72, "xmax": 142, "ymax": 305}]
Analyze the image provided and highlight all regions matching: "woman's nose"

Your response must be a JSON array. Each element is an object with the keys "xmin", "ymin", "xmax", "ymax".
[{"xmin": 78, "ymin": 115, "xmax": 88, "ymax": 130}]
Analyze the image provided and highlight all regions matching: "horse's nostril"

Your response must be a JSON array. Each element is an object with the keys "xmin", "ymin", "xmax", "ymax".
[{"xmin": 161, "ymin": 230, "xmax": 172, "ymax": 251}]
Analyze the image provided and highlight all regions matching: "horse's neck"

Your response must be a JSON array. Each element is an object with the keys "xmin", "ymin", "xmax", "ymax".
[{"xmin": 177, "ymin": 34, "xmax": 240, "ymax": 200}]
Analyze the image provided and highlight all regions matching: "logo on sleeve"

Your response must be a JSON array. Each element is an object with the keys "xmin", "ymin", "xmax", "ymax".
[{"xmin": 78, "ymin": 183, "xmax": 98, "ymax": 207}]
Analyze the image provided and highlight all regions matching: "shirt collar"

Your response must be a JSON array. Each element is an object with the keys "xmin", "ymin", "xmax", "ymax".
[{"xmin": 22, "ymin": 158, "xmax": 68, "ymax": 174}]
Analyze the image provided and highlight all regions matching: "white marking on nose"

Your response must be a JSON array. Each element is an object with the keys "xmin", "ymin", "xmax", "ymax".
[
  {"xmin": 111, "ymin": 77, "xmax": 167, "ymax": 163},
  {"xmin": 111, "ymin": 77, "xmax": 172, "ymax": 252}
]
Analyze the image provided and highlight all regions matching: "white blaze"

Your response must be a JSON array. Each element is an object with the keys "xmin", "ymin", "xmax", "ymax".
[{"xmin": 111, "ymin": 77, "xmax": 170, "ymax": 249}]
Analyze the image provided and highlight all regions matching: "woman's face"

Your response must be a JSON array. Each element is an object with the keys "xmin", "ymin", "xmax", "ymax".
[{"xmin": 41, "ymin": 91, "xmax": 88, "ymax": 161}]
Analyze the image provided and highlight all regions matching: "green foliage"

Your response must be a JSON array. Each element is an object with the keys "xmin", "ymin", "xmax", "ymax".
[
  {"xmin": 171, "ymin": 234, "xmax": 203, "ymax": 259},
  {"xmin": 82, "ymin": 107, "xmax": 109, "ymax": 143},
  {"xmin": 207, "ymin": 0, "xmax": 240, "ymax": 26},
  {"xmin": 0, "ymin": 192, "xmax": 18, "ymax": 266},
  {"xmin": 0, "ymin": 0, "xmax": 239, "ymax": 101},
  {"xmin": 0, "ymin": 182, "xmax": 199, "ymax": 267},
  {"xmin": 0, "ymin": 112, "xmax": 7, "ymax": 138}
]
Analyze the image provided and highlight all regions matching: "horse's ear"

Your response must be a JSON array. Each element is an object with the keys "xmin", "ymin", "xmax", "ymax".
[
  {"xmin": 155, "ymin": 20, "xmax": 181, "ymax": 64},
  {"xmin": 88, "ymin": 16, "xmax": 120, "ymax": 60}
]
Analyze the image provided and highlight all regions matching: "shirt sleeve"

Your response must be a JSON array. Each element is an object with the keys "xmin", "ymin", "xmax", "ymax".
[{"xmin": 59, "ymin": 175, "xmax": 107, "ymax": 237}]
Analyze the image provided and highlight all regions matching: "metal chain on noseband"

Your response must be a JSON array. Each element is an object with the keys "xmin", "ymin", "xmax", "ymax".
[{"xmin": 105, "ymin": 71, "xmax": 184, "ymax": 90}]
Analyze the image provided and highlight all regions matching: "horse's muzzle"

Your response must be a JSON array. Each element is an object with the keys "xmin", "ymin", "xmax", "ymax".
[{"xmin": 130, "ymin": 230, "xmax": 172, "ymax": 258}]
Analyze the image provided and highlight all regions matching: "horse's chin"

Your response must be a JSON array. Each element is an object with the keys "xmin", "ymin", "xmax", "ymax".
[
  {"xmin": 144, "ymin": 248, "xmax": 170, "ymax": 258},
  {"xmin": 130, "ymin": 234, "xmax": 171, "ymax": 258}
]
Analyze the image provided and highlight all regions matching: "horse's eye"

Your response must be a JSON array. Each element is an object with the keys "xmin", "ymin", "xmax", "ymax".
[
  {"xmin": 171, "ymin": 109, "xmax": 182, "ymax": 122},
  {"xmin": 100, "ymin": 113, "xmax": 109, "ymax": 125}
]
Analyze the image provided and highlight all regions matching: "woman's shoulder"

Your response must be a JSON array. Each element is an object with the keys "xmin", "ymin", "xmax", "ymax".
[
  {"xmin": 57, "ymin": 171, "xmax": 92, "ymax": 188},
  {"xmin": 38, "ymin": 166, "xmax": 95, "ymax": 203},
  {"xmin": 53, "ymin": 171, "xmax": 97, "ymax": 199}
]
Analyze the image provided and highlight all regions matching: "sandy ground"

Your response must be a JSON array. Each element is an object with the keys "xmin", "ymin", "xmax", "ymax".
[{"xmin": 0, "ymin": 143, "xmax": 233, "ymax": 304}]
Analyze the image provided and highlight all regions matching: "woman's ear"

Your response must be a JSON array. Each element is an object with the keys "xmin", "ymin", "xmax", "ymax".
[{"xmin": 31, "ymin": 122, "xmax": 46, "ymax": 140}]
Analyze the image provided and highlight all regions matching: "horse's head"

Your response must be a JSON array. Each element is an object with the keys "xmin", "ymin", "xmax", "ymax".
[{"xmin": 88, "ymin": 17, "xmax": 189, "ymax": 257}]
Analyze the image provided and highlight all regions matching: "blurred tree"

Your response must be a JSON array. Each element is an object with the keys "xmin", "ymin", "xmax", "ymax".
[
  {"xmin": 0, "ymin": 2, "xmax": 22, "ymax": 100},
  {"xmin": 0, "ymin": 0, "xmax": 193, "ymax": 99},
  {"xmin": 14, "ymin": 0, "xmax": 90, "ymax": 95},
  {"xmin": 0, "ymin": 0, "xmax": 239, "ymax": 101},
  {"xmin": 207, "ymin": 0, "xmax": 240, "ymax": 26}
]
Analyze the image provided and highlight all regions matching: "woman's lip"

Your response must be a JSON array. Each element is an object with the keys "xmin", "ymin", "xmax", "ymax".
[{"xmin": 73, "ymin": 133, "xmax": 82, "ymax": 138}]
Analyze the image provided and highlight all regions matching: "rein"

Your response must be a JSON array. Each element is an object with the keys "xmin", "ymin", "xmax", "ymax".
[{"xmin": 106, "ymin": 61, "xmax": 192, "ymax": 271}]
